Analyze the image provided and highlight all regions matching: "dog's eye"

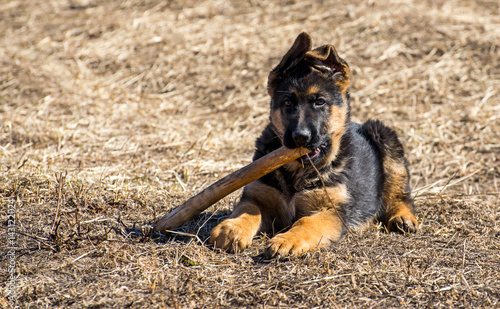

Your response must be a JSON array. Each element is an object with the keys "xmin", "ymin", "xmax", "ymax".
[
  {"xmin": 315, "ymin": 98, "xmax": 327, "ymax": 106},
  {"xmin": 283, "ymin": 99, "xmax": 293, "ymax": 106}
]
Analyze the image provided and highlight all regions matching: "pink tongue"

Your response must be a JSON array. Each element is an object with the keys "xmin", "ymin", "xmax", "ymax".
[{"xmin": 307, "ymin": 148, "xmax": 320, "ymax": 157}]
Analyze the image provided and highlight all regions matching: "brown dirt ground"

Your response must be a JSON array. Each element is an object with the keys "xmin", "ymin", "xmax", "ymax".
[{"xmin": 1, "ymin": 0, "xmax": 499, "ymax": 308}]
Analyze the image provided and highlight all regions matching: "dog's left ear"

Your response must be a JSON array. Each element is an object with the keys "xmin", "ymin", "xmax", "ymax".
[
  {"xmin": 268, "ymin": 32, "xmax": 312, "ymax": 94},
  {"xmin": 305, "ymin": 45, "xmax": 350, "ymax": 89}
]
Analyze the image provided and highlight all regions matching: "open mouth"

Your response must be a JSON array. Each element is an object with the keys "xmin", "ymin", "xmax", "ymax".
[
  {"xmin": 302, "ymin": 147, "xmax": 321, "ymax": 161},
  {"xmin": 300, "ymin": 141, "xmax": 329, "ymax": 162}
]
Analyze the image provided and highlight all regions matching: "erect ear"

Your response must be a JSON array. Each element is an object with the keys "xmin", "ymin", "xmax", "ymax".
[
  {"xmin": 305, "ymin": 45, "xmax": 350, "ymax": 89},
  {"xmin": 267, "ymin": 32, "xmax": 312, "ymax": 93}
]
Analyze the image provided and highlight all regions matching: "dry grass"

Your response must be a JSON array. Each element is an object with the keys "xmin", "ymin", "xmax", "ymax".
[{"xmin": 1, "ymin": 0, "xmax": 499, "ymax": 307}]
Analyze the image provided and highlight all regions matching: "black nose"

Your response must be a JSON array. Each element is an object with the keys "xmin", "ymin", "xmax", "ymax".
[{"xmin": 292, "ymin": 129, "xmax": 311, "ymax": 147}]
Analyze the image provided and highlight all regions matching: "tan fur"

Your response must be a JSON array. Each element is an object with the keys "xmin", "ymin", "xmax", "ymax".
[
  {"xmin": 336, "ymin": 72, "xmax": 350, "ymax": 93},
  {"xmin": 293, "ymin": 184, "xmax": 348, "ymax": 216},
  {"xmin": 381, "ymin": 157, "xmax": 418, "ymax": 232},
  {"xmin": 265, "ymin": 184, "xmax": 348, "ymax": 256},
  {"xmin": 267, "ymin": 210, "xmax": 343, "ymax": 256},
  {"xmin": 270, "ymin": 109, "xmax": 285, "ymax": 136},
  {"xmin": 209, "ymin": 201, "xmax": 260, "ymax": 252},
  {"xmin": 284, "ymin": 159, "xmax": 305, "ymax": 172},
  {"xmin": 318, "ymin": 104, "xmax": 348, "ymax": 166},
  {"xmin": 306, "ymin": 46, "xmax": 350, "ymax": 91},
  {"xmin": 306, "ymin": 84, "xmax": 321, "ymax": 96},
  {"xmin": 210, "ymin": 180, "xmax": 289, "ymax": 252},
  {"xmin": 386, "ymin": 202, "xmax": 418, "ymax": 232}
]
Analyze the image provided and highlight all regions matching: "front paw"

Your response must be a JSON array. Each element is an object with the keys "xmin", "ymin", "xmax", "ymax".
[
  {"xmin": 209, "ymin": 219, "xmax": 254, "ymax": 252},
  {"xmin": 388, "ymin": 213, "xmax": 419, "ymax": 233},
  {"xmin": 266, "ymin": 232, "xmax": 313, "ymax": 257}
]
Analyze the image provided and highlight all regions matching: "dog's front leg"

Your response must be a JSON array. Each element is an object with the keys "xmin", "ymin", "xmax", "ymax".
[
  {"xmin": 210, "ymin": 200, "xmax": 262, "ymax": 252},
  {"xmin": 210, "ymin": 180, "xmax": 290, "ymax": 252},
  {"xmin": 266, "ymin": 186, "xmax": 347, "ymax": 257},
  {"xmin": 266, "ymin": 210, "xmax": 343, "ymax": 257}
]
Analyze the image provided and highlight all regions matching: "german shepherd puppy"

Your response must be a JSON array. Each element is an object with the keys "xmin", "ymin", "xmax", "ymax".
[{"xmin": 210, "ymin": 33, "xmax": 418, "ymax": 257}]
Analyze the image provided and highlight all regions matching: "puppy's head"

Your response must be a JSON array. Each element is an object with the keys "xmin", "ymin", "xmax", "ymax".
[{"xmin": 268, "ymin": 32, "xmax": 351, "ymax": 166}]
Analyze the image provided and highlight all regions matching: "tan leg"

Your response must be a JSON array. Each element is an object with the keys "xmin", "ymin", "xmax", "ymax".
[
  {"xmin": 381, "ymin": 157, "xmax": 418, "ymax": 233},
  {"xmin": 209, "ymin": 201, "xmax": 261, "ymax": 252},
  {"xmin": 266, "ymin": 209, "xmax": 343, "ymax": 257},
  {"xmin": 266, "ymin": 185, "xmax": 348, "ymax": 257},
  {"xmin": 210, "ymin": 180, "xmax": 290, "ymax": 252},
  {"xmin": 385, "ymin": 201, "xmax": 419, "ymax": 233}
]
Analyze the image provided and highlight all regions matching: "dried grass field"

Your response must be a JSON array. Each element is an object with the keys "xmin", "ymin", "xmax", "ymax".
[{"xmin": 1, "ymin": 0, "xmax": 499, "ymax": 307}]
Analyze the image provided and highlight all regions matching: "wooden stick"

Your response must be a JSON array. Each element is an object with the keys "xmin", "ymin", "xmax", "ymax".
[{"xmin": 153, "ymin": 146, "xmax": 307, "ymax": 233}]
